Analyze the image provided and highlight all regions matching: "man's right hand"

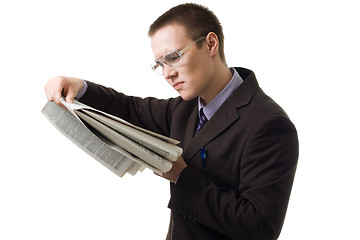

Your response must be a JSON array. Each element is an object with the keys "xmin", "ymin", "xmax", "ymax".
[{"xmin": 44, "ymin": 76, "xmax": 84, "ymax": 107}]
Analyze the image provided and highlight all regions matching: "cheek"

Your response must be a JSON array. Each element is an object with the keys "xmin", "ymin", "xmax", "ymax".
[{"xmin": 183, "ymin": 56, "xmax": 208, "ymax": 80}]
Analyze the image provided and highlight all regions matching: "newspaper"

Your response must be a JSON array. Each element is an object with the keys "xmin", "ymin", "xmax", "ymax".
[{"xmin": 41, "ymin": 99, "xmax": 183, "ymax": 177}]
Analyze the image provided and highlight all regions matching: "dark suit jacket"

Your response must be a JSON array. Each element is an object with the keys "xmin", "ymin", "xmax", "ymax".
[{"xmin": 81, "ymin": 67, "xmax": 299, "ymax": 240}]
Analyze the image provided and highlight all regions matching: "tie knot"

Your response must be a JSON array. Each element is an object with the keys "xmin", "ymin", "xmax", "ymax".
[
  {"xmin": 196, "ymin": 108, "xmax": 208, "ymax": 134},
  {"xmin": 199, "ymin": 108, "xmax": 208, "ymax": 125}
]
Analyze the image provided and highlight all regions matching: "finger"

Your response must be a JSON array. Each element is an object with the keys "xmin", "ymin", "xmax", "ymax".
[
  {"xmin": 53, "ymin": 90, "xmax": 66, "ymax": 108},
  {"xmin": 65, "ymin": 87, "xmax": 76, "ymax": 103},
  {"xmin": 44, "ymin": 82, "xmax": 52, "ymax": 101},
  {"xmin": 44, "ymin": 84, "xmax": 51, "ymax": 101},
  {"xmin": 45, "ymin": 91, "xmax": 51, "ymax": 101}
]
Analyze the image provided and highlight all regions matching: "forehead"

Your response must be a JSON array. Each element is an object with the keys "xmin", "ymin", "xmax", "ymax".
[{"xmin": 151, "ymin": 24, "xmax": 191, "ymax": 58}]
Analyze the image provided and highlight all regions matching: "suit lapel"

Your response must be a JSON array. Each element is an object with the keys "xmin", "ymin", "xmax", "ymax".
[
  {"xmin": 183, "ymin": 102, "xmax": 240, "ymax": 163},
  {"xmin": 183, "ymin": 68, "xmax": 259, "ymax": 164},
  {"xmin": 183, "ymin": 106, "xmax": 198, "ymax": 149}
]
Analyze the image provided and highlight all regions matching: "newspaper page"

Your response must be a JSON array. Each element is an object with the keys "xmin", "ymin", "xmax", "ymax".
[
  {"xmin": 75, "ymin": 110, "xmax": 173, "ymax": 173},
  {"xmin": 59, "ymin": 98, "xmax": 183, "ymax": 163},
  {"xmin": 41, "ymin": 101, "xmax": 155, "ymax": 177},
  {"xmin": 60, "ymin": 98, "xmax": 182, "ymax": 146},
  {"xmin": 79, "ymin": 109, "xmax": 182, "ymax": 161},
  {"xmin": 105, "ymin": 140, "xmax": 161, "ymax": 175}
]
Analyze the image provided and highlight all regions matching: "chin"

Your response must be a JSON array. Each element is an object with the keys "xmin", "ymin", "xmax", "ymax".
[{"xmin": 179, "ymin": 93, "xmax": 197, "ymax": 101}]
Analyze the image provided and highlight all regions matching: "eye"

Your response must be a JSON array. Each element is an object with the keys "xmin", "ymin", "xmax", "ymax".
[{"xmin": 165, "ymin": 51, "xmax": 181, "ymax": 63}]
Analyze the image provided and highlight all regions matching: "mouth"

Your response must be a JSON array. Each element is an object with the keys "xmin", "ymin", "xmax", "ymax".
[{"xmin": 173, "ymin": 82, "xmax": 184, "ymax": 90}]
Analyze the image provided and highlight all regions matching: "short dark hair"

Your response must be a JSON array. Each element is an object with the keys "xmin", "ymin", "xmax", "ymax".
[{"xmin": 148, "ymin": 3, "xmax": 226, "ymax": 63}]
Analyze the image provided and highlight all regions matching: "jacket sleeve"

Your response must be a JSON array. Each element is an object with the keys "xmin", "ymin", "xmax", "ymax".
[
  {"xmin": 80, "ymin": 81, "xmax": 179, "ymax": 137},
  {"xmin": 168, "ymin": 115, "xmax": 299, "ymax": 240}
]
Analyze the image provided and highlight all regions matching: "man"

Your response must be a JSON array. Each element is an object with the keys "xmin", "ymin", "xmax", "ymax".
[{"xmin": 44, "ymin": 3, "xmax": 298, "ymax": 240}]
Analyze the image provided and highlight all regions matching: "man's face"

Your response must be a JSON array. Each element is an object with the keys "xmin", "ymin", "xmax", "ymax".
[{"xmin": 151, "ymin": 24, "xmax": 214, "ymax": 101}]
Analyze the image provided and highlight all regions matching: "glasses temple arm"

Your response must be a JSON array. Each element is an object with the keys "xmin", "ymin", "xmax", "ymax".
[{"xmin": 179, "ymin": 36, "xmax": 206, "ymax": 55}]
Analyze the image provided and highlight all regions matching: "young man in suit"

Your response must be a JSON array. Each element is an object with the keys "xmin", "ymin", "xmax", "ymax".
[{"xmin": 44, "ymin": 3, "xmax": 298, "ymax": 240}]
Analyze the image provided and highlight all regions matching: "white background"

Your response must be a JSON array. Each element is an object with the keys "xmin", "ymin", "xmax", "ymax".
[{"xmin": 1, "ymin": 0, "xmax": 359, "ymax": 239}]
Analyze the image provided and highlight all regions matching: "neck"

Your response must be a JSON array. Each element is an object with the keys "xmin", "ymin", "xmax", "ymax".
[{"xmin": 201, "ymin": 64, "xmax": 233, "ymax": 105}]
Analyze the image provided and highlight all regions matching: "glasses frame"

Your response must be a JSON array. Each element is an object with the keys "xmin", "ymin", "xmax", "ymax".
[{"xmin": 151, "ymin": 36, "xmax": 206, "ymax": 75}]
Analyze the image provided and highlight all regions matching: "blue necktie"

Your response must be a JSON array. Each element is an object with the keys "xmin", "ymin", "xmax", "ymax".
[{"xmin": 196, "ymin": 108, "xmax": 208, "ymax": 133}]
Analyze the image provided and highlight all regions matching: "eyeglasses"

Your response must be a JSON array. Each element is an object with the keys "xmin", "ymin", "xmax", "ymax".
[{"xmin": 150, "ymin": 36, "xmax": 206, "ymax": 75}]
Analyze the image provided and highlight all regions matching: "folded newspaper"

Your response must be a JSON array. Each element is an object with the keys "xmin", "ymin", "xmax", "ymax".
[{"xmin": 41, "ymin": 98, "xmax": 183, "ymax": 177}]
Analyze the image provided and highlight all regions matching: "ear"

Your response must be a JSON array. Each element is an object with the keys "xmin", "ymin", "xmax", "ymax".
[{"xmin": 205, "ymin": 32, "xmax": 219, "ymax": 57}]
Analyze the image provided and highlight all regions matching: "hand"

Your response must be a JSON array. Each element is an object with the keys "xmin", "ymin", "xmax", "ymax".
[
  {"xmin": 156, "ymin": 156, "xmax": 187, "ymax": 183},
  {"xmin": 44, "ymin": 76, "xmax": 84, "ymax": 107}
]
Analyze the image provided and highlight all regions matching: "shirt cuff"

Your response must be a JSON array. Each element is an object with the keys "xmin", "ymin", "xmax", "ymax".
[{"xmin": 75, "ymin": 79, "xmax": 88, "ymax": 100}]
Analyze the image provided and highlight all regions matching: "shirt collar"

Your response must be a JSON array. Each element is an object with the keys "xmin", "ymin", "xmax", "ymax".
[{"xmin": 198, "ymin": 67, "xmax": 243, "ymax": 120}]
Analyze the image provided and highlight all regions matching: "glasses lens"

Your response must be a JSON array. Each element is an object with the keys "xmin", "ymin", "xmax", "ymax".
[
  {"xmin": 150, "ymin": 61, "xmax": 164, "ymax": 75},
  {"xmin": 164, "ymin": 51, "xmax": 181, "ymax": 67},
  {"xmin": 150, "ymin": 50, "xmax": 182, "ymax": 75}
]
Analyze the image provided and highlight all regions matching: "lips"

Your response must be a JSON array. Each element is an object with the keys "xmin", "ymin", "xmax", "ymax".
[{"xmin": 173, "ymin": 82, "xmax": 184, "ymax": 90}]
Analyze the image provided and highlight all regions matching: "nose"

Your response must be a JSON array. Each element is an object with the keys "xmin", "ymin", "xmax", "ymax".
[{"xmin": 163, "ymin": 64, "xmax": 177, "ymax": 80}]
